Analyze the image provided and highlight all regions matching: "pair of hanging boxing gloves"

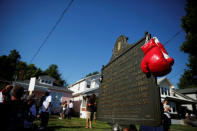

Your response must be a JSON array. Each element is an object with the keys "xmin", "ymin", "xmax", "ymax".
[{"xmin": 141, "ymin": 37, "xmax": 174, "ymax": 77}]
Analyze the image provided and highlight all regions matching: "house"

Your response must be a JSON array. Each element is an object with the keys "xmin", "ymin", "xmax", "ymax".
[
  {"xmin": 13, "ymin": 75, "xmax": 73, "ymax": 114},
  {"xmin": 158, "ymin": 77, "xmax": 197, "ymax": 118},
  {"xmin": 68, "ymin": 74, "xmax": 100, "ymax": 118},
  {"xmin": 177, "ymin": 88, "xmax": 197, "ymax": 117}
]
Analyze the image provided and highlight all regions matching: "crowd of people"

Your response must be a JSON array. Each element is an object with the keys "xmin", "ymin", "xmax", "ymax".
[
  {"xmin": 0, "ymin": 84, "xmax": 93, "ymax": 130},
  {"xmin": 0, "ymin": 84, "xmax": 182, "ymax": 131},
  {"xmin": 59, "ymin": 100, "xmax": 73, "ymax": 120},
  {"xmin": 0, "ymin": 84, "xmax": 52, "ymax": 131}
]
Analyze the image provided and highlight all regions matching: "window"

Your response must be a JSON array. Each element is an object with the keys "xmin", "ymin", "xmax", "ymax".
[
  {"xmin": 161, "ymin": 87, "xmax": 164, "ymax": 95},
  {"xmin": 167, "ymin": 88, "xmax": 170, "ymax": 96},
  {"xmin": 172, "ymin": 107, "xmax": 176, "ymax": 112},
  {"xmin": 41, "ymin": 80, "xmax": 44, "ymax": 83},
  {"xmin": 169, "ymin": 103, "xmax": 172, "ymax": 112},
  {"xmin": 87, "ymin": 84, "xmax": 90, "ymax": 88},
  {"xmin": 45, "ymin": 81, "xmax": 48, "ymax": 84},
  {"xmin": 164, "ymin": 88, "xmax": 167, "ymax": 95},
  {"xmin": 82, "ymin": 97, "xmax": 87, "ymax": 107},
  {"xmin": 170, "ymin": 102, "xmax": 176, "ymax": 112}
]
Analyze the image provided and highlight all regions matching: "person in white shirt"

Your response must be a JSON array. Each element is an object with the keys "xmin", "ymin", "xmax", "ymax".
[
  {"xmin": 68, "ymin": 100, "xmax": 73, "ymax": 120},
  {"xmin": 39, "ymin": 91, "xmax": 52, "ymax": 130}
]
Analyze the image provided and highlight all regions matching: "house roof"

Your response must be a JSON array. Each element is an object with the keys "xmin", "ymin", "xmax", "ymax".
[
  {"xmin": 173, "ymin": 89, "xmax": 197, "ymax": 103},
  {"xmin": 177, "ymin": 88, "xmax": 197, "ymax": 94},
  {"xmin": 72, "ymin": 86, "xmax": 99, "ymax": 97},
  {"xmin": 161, "ymin": 89, "xmax": 197, "ymax": 104},
  {"xmin": 68, "ymin": 74, "xmax": 100, "ymax": 88},
  {"xmin": 81, "ymin": 86, "xmax": 99, "ymax": 95},
  {"xmin": 165, "ymin": 96, "xmax": 197, "ymax": 104},
  {"xmin": 157, "ymin": 77, "xmax": 174, "ymax": 88},
  {"xmin": 14, "ymin": 80, "xmax": 73, "ymax": 93},
  {"xmin": 157, "ymin": 77, "xmax": 166, "ymax": 84}
]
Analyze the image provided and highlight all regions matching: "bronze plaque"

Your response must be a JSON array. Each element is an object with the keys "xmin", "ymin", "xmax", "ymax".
[{"xmin": 97, "ymin": 33, "xmax": 162, "ymax": 126}]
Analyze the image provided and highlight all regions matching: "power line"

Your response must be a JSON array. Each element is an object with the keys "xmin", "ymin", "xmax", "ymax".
[
  {"xmin": 30, "ymin": 0, "xmax": 74, "ymax": 63},
  {"xmin": 166, "ymin": 60, "xmax": 187, "ymax": 79},
  {"xmin": 163, "ymin": 30, "xmax": 183, "ymax": 45},
  {"xmin": 169, "ymin": 70, "xmax": 184, "ymax": 81},
  {"xmin": 167, "ymin": 65, "xmax": 188, "ymax": 83},
  {"xmin": 160, "ymin": 30, "xmax": 184, "ymax": 80}
]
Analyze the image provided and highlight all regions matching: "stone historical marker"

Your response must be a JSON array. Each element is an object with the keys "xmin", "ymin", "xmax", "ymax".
[{"xmin": 97, "ymin": 33, "xmax": 162, "ymax": 126}]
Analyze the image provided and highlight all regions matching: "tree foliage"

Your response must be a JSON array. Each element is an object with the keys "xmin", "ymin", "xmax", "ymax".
[
  {"xmin": 15, "ymin": 61, "xmax": 44, "ymax": 81},
  {"xmin": 0, "ymin": 50, "xmax": 21, "ymax": 81},
  {"xmin": 44, "ymin": 64, "xmax": 68, "ymax": 86},
  {"xmin": 0, "ymin": 50, "xmax": 67, "ymax": 86},
  {"xmin": 86, "ymin": 71, "xmax": 99, "ymax": 77},
  {"xmin": 44, "ymin": 64, "xmax": 60, "ymax": 80},
  {"xmin": 178, "ymin": 0, "xmax": 197, "ymax": 89}
]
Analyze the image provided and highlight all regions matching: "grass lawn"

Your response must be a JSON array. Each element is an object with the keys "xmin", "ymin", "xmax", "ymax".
[
  {"xmin": 34, "ymin": 115, "xmax": 197, "ymax": 131},
  {"xmin": 171, "ymin": 124, "xmax": 197, "ymax": 131},
  {"xmin": 35, "ymin": 115, "xmax": 112, "ymax": 131}
]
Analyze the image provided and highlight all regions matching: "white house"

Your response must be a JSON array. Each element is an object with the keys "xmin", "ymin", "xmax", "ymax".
[
  {"xmin": 158, "ymin": 77, "xmax": 197, "ymax": 118},
  {"xmin": 69, "ymin": 74, "xmax": 100, "ymax": 118},
  {"xmin": 177, "ymin": 88, "xmax": 197, "ymax": 117}
]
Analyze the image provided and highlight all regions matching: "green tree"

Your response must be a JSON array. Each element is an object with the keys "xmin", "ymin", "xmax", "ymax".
[
  {"xmin": 44, "ymin": 64, "xmax": 68, "ymax": 86},
  {"xmin": 23, "ymin": 64, "xmax": 41, "ymax": 80},
  {"xmin": 15, "ymin": 61, "xmax": 28, "ymax": 80},
  {"xmin": 0, "ymin": 55, "xmax": 10, "ymax": 80},
  {"xmin": 0, "ymin": 50, "xmax": 68, "ymax": 86},
  {"xmin": 45, "ymin": 64, "xmax": 60, "ymax": 80},
  {"xmin": 0, "ymin": 50, "xmax": 21, "ymax": 81},
  {"xmin": 86, "ymin": 71, "xmax": 99, "ymax": 77},
  {"xmin": 15, "ymin": 61, "xmax": 44, "ymax": 81},
  {"xmin": 178, "ymin": 0, "xmax": 197, "ymax": 89}
]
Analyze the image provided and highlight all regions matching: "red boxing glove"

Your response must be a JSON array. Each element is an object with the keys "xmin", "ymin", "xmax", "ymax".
[
  {"xmin": 154, "ymin": 37, "xmax": 174, "ymax": 65},
  {"xmin": 141, "ymin": 37, "xmax": 174, "ymax": 77}
]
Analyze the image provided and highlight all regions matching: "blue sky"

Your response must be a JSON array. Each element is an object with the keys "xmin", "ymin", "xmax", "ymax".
[{"xmin": 0, "ymin": 0, "xmax": 187, "ymax": 87}]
